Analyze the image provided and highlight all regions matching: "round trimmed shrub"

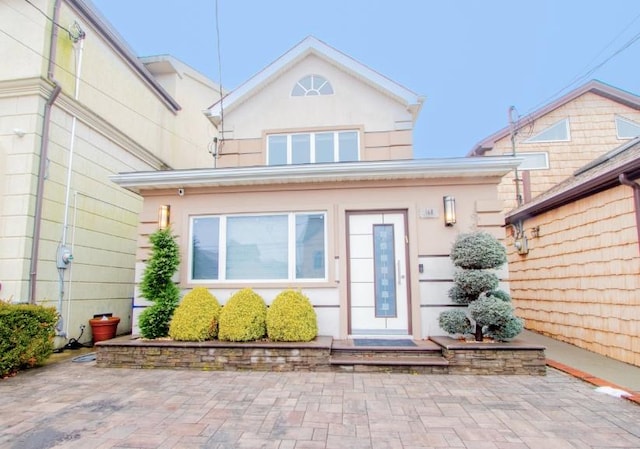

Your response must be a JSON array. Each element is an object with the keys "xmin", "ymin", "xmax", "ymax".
[
  {"xmin": 266, "ymin": 290, "xmax": 317, "ymax": 342},
  {"xmin": 218, "ymin": 288, "xmax": 267, "ymax": 342},
  {"xmin": 485, "ymin": 289, "xmax": 512, "ymax": 302},
  {"xmin": 449, "ymin": 270, "xmax": 499, "ymax": 304},
  {"xmin": 169, "ymin": 287, "xmax": 221, "ymax": 341},
  {"xmin": 450, "ymin": 231, "xmax": 506, "ymax": 270},
  {"xmin": 438, "ymin": 309, "xmax": 472, "ymax": 336},
  {"xmin": 468, "ymin": 295, "xmax": 514, "ymax": 327},
  {"xmin": 487, "ymin": 315, "xmax": 524, "ymax": 341}
]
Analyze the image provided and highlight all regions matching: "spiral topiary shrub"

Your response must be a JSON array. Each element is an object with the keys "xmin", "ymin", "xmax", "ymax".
[
  {"xmin": 169, "ymin": 287, "xmax": 221, "ymax": 341},
  {"xmin": 138, "ymin": 228, "xmax": 180, "ymax": 339},
  {"xmin": 266, "ymin": 290, "xmax": 318, "ymax": 342},
  {"xmin": 218, "ymin": 288, "xmax": 267, "ymax": 342},
  {"xmin": 438, "ymin": 309, "xmax": 473, "ymax": 336}
]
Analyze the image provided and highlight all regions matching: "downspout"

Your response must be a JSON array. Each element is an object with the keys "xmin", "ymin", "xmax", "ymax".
[
  {"xmin": 29, "ymin": 0, "xmax": 62, "ymax": 304},
  {"xmin": 619, "ymin": 173, "xmax": 640, "ymax": 252}
]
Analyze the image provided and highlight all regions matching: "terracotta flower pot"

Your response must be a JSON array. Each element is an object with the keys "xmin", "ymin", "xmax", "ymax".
[{"xmin": 89, "ymin": 317, "xmax": 120, "ymax": 343}]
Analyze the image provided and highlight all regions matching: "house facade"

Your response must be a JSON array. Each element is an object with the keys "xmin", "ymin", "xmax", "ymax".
[
  {"xmin": 469, "ymin": 81, "xmax": 640, "ymax": 211},
  {"xmin": 505, "ymin": 138, "xmax": 640, "ymax": 367},
  {"xmin": 114, "ymin": 37, "xmax": 519, "ymax": 339},
  {"xmin": 0, "ymin": 0, "xmax": 219, "ymax": 346}
]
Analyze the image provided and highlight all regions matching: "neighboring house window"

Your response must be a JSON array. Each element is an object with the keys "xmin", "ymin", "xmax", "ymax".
[
  {"xmin": 615, "ymin": 116, "xmax": 640, "ymax": 139},
  {"xmin": 190, "ymin": 212, "xmax": 326, "ymax": 282},
  {"xmin": 524, "ymin": 118, "xmax": 570, "ymax": 143},
  {"xmin": 503, "ymin": 152, "xmax": 549, "ymax": 170},
  {"xmin": 267, "ymin": 131, "xmax": 359, "ymax": 165},
  {"xmin": 291, "ymin": 75, "xmax": 334, "ymax": 96}
]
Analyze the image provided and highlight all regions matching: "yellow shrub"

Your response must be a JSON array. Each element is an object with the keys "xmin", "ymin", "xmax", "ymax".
[
  {"xmin": 218, "ymin": 288, "xmax": 267, "ymax": 342},
  {"xmin": 266, "ymin": 289, "xmax": 317, "ymax": 342},
  {"xmin": 169, "ymin": 287, "xmax": 221, "ymax": 341}
]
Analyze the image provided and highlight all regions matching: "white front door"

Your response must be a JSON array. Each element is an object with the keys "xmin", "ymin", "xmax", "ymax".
[{"xmin": 347, "ymin": 211, "xmax": 410, "ymax": 336}]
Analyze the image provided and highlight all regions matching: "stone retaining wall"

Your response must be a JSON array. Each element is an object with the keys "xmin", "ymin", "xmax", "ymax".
[
  {"xmin": 430, "ymin": 336, "xmax": 547, "ymax": 375},
  {"xmin": 96, "ymin": 336, "xmax": 333, "ymax": 372},
  {"xmin": 96, "ymin": 335, "xmax": 546, "ymax": 375}
]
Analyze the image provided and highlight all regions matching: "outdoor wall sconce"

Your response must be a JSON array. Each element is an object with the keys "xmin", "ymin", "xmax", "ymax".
[
  {"xmin": 158, "ymin": 205, "xmax": 170, "ymax": 230},
  {"xmin": 443, "ymin": 196, "xmax": 456, "ymax": 227},
  {"xmin": 514, "ymin": 235, "xmax": 529, "ymax": 255}
]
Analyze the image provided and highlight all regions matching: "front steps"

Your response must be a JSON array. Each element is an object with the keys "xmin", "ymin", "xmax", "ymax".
[{"xmin": 330, "ymin": 339, "xmax": 450, "ymax": 373}]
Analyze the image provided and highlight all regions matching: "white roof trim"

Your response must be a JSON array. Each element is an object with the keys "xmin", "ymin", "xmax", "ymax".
[
  {"xmin": 111, "ymin": 157, "xmax": 522, "ymax": 194},
  {"xmin": 205, "ymin": 36, "xmax": 423, "ymax": 122}
]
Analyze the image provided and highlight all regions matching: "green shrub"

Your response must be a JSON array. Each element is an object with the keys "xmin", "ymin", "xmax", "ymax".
[
  {"xmin": 487, "ymin": 315, "xmax": 524, "ymax": 341},
  {"xmin": 449, "ymin": 270, "xmax": 499, "ymax": 304},
  {"xmin": 0, "ymin": 301, "xmax": 58, "ymax": 377},
  {"xmin": 439, "ymin": 231, "xmax": 522, "ymax": 341},
  {"xmin": 450, "ymin": 231, "xmax": 506, "ymax": 270},
  {"xmin": 438, "ymin": 309, "xmax": 472, "ymax": 336},
  {"xmin": 169, "ymin": 287, "xmax": 221, "ymax": 341},
  {"xmin": 139, "ymin": 228, "xmax": 180, "ymax": 339},
  {"xmin": 218, "ymin": 288, "xmax": 267, "ymax": 342},
  {"xmin": 469, "ymin": 295, "xmax": 514, "ymax": 328},
  {"xmin": 266, "ymin": 290, "xmax": 317, "ymax": 342}
]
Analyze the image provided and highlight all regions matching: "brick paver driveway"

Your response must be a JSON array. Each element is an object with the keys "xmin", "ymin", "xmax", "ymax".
[{"xmin": 1, "ymin": 359, "xmax": 639, "ymax": 448}]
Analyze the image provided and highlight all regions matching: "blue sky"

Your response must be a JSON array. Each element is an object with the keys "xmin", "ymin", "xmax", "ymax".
[{"xmin": 91, "ymin": 0, "xmax": 640, "ymax": 159}]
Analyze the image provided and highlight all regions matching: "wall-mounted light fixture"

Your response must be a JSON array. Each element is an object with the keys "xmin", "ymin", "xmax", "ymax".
[
  {"xmin": 158, "ymin": 205, "xmax": 170, "ymax": 230},
  {"xmin": 443, "ymin": 196, "xmax": 456, "ymax": 227}
]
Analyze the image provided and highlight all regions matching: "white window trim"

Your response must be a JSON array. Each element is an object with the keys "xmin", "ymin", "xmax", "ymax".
[
  {"xmin": 188, "ymin": 211, "xmax": 328, "ymax": 283},
  {"xmin": 524, "ymin": 118, "xmax": 570, "ymax": 143},
  {"xmin": 615, "ymin": 115, "xmax": 640, "ymax": 140},
  {"xmin": 291, "ymin": 74, "xmax": 334, "ymax": 97},
  {"xmin": 502, "ymin": 151, "xmax": 549, "ymax": 170},
  {"xmin": 267, "ymin": 130, "xmax": 360, "ymax": 165}
]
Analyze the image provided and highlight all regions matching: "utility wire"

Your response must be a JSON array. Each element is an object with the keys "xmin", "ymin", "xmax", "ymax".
[
  {"xmin": 0, "ymin": 26, "xmax": 203, "ymax": 152},
  {"xmin": 24, "ymin": 0, "xmax": 73, "ymax": 35},
  {"xmin": 214, "ymin": 0, "xmax": 225, "ymax": 153},
  {"xmin": 526, "ymin": 11, "xmax": 640, "ymax": 114}
]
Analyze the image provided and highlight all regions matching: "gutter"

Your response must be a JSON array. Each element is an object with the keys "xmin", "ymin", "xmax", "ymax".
[
  {"xmin": 29, "ymin": 0, "xmax": 62, "ymax": 304},
  {"xmin": 619, "ymin": 173, "xmax": 640, "ymax": 252}
]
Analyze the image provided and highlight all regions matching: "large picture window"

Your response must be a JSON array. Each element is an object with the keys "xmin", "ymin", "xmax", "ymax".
[
  {"xmin": 190, "ymin": 212, "xmax": 326, "ymax": 282},
  {"xmin": 267, "ymin": 131, "xmax": 359, "ymax": 165}
]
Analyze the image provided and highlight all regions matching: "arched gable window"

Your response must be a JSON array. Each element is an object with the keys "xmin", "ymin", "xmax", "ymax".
[{"xmin": 291, "ymin": 75, "xmax": 333, "ymax": 96}]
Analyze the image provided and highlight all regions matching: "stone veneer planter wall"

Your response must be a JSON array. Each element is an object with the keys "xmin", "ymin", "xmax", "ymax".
[
  {"xmin": 430, "ymin": 336, "xmax": 547, "ymax": 375},
  {"xmin": 95, "ymin": 335, "xmax": 546, "ymax": 375}
]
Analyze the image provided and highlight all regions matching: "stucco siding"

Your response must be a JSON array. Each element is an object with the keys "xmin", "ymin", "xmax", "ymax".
[
  {"xmin": 508, "ymin": 186, "xmax": 640, "ymax": 366},
  {"xmin": 131, "ymin": 176, "xmax": 506, "ymax": 338}
]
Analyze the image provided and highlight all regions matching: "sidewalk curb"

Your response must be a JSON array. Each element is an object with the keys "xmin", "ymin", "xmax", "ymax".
[{"xmin": 547, "ymin": 359, "xmax": 640, "ymax": 406}]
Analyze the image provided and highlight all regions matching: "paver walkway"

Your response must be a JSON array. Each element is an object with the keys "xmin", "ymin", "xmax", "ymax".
[{"xmin": 1, "ymin": 359, "xmax": 639, "ymax": 449}]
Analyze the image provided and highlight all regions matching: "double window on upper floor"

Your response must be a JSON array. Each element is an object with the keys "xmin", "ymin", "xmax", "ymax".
[{"xmin": 267, "ymin": 131, "xmax": 359, "ymax": 165}]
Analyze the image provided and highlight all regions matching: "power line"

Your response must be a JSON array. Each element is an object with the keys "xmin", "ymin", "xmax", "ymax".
[
  {"xmin": 23, "ymin": 0, "xmax": 73, "ymax": 36},
  {"xmin": 526, "ymin": 11, "xmax": 640, "ymax": 114}
]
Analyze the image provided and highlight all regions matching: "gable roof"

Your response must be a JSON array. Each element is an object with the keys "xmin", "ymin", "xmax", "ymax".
[
  {"xmin": 506, "ymin": 137, "xmax": 640, "ymax": 224},
  {"xmin": 205, "ymin": 36, "xmax": 424, "ymax": 125},
  {"xmin": 469, "ymin": 80, "xmax": 640, "ymax": 156}
]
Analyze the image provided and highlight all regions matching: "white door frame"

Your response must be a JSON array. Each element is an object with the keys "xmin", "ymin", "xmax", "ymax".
[{"xmin": 346, "ymin": 210, "xmax": 411, "ymax": 336}]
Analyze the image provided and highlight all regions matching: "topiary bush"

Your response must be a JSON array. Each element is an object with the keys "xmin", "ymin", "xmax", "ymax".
[
  {"xmin": 218, "ymin": 288, "xmax": 267, "ymax": 342},
  {"xmin": 449, "ymin": 270, "xmax": 499, "ymax": 304},
  {"xmin": 138, "ymin": 228, "xmax": 180, "ymax": 339},
  {"xmin": 439, "ymin": 231, "xmax": 523, "ymax": 341},
  {"xmin": 450, "ymin": 231, "xmax": 507, "ymax": 269},
  {"xmin": 438, "ymin": 309, "xmax": 473, "ymax": 336},
  {"xmin": 169, "ymin": 287, "xmax": 221, "ymax": 341},
  {"xmin": 266, "ymin": 289, "xmax": 318, "ymax": 342},
  {"xmin": 0, "ymin": 301, "xmax": 58, "ymax": 377}
]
